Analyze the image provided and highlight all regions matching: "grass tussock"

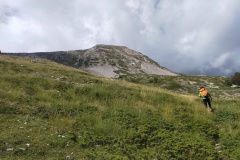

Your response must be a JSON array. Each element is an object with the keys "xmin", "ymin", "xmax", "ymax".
[{"xmin": 0, "ymin": 55, "xmax": 240, "ymax": 159}]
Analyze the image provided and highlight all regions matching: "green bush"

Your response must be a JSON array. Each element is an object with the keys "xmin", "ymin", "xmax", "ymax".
[{"xmin": 230, "ymin": 72, "xmax": 240, "ymax": 85}]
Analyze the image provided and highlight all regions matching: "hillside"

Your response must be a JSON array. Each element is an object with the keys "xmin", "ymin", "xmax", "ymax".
[
  {"xmin": 0, "ymin": 55, "xmax": 240, "ymax": 159},
  {"xmin": 118, "ymin": 74, "xmax": 240, "ymax": 99},
  {"xmin": 0, "ymin": 44, "xmax": 178, "ymax": 78}
]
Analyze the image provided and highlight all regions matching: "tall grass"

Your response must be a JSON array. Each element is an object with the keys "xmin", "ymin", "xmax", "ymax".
[
  {"xmin": 212, "ymin": 98, "xmax": 240, "ymax": 159},
  {"xmin": 0, "ymin": 55, "xmax": 239, "ymax": 159}
]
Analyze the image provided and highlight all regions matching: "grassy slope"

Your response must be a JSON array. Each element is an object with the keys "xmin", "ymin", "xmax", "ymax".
[{"xmin": 0, "ymin": 55, "xmax": 239, "ymax": 159}]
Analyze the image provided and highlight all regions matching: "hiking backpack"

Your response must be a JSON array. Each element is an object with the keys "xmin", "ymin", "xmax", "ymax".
[{"xmin": 200, "ymin": 88, "xmax": 209, "ymax": 99}]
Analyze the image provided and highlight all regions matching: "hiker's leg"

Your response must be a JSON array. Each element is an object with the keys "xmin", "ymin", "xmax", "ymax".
[
  {"xmin": 206, "ymin": 99, "xmax": 213, "ymax": 112},
  {"xmin": 206, "ymin": 99, "xmax": 212, "ymax": 108},
  {"xmin": 203, "ymin": 99, "xmax": 208, "ymax": 108}
]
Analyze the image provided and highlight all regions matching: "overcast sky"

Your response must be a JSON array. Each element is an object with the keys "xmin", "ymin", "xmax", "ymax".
[{"xmin": 0, "ymin": 0, "xmax": 240, "ymax": 76}]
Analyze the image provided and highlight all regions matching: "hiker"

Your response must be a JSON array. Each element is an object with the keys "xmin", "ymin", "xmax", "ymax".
[{"xmin": 199, "ymin": 87, "xmax": 213, "ymax": 112}]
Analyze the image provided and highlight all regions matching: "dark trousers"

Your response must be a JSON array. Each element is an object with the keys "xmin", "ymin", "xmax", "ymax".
[{"xmin": 203, "ymin": 98, "xmax": 212, "ymax": 108}]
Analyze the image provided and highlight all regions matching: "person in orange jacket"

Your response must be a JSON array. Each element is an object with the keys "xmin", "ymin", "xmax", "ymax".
[{"xmin": 199, "ymin": 87, "xmax": 213, "ymax": 112}]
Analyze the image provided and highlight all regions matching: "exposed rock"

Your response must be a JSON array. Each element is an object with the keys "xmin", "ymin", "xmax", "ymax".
[
  {"xmin": 189, "ymin": 81, "xmax": 197, "ymax": 85},
  {"xmin": 0, "ymin": 44, "xmax": 179, "ymax": 78},
  {"xmin": 231, "ymin": 84, "xmax": 239, "ymax": 88},
  {"xmin": 207, "ymin": 83, "xmax": 219, "ymax": 89}
]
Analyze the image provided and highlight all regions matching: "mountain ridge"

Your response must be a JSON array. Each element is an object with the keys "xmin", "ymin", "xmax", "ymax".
[{"xmin": 1, "ymin": 44, "xmax": 179, "ymax": 78}]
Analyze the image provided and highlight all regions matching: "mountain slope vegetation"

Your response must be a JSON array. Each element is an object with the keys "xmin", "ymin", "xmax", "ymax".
[{"xmin": 0, "ymin": 55, "xmax": 239, "ymax": 159}]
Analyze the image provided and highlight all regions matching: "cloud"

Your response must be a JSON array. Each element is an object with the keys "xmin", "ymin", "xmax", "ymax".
[
  {"xmin": 212, "ymin": 52, "xmax": 231, "ymax": 68},
  {"xmin": 0, "ymin": 0, "xmax": 239, "ymax": 76}
]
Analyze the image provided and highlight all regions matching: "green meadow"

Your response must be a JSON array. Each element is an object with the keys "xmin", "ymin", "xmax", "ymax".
[{"xmin": 0, "ymin": 55, "xmax": 239, "ymax": 159}]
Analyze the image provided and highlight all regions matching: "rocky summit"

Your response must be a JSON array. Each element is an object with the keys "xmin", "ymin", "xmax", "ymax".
[{"xmin": 1, "ymin": 44, "xmax": 178, "ymax": 78}]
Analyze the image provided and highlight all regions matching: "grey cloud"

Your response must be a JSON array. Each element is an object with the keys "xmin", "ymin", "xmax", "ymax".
[
  {"xmin": 0, "ymin": 0, "xmax": 239, "ymax": 76},
  {"xmin": 0, "ymin": 5, "xmax": 18, "ymax": 23}
]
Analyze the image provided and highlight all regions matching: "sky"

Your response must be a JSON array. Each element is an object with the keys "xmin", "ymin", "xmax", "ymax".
[{"xmin": 0, "ymin": 0, "xmax": 240, "ymax": 76}]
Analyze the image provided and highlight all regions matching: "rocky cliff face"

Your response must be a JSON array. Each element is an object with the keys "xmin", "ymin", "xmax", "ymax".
[{"xmin": 1, "ymin": 44, "xmax": 178, "ymax": 77}]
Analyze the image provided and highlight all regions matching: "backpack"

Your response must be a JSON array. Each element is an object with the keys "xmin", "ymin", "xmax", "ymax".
[{"xmin": 200, "ymin": 88, "xmax": 209, "ymax": 98}]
